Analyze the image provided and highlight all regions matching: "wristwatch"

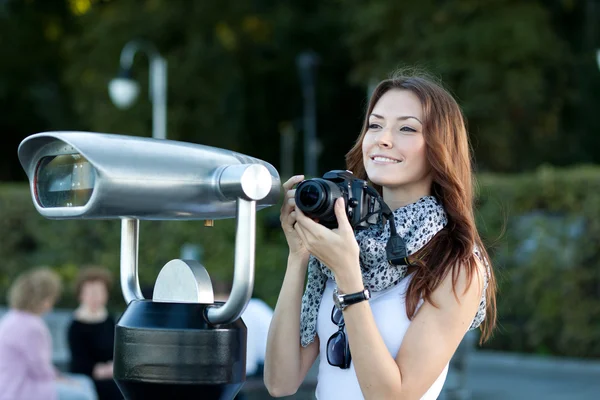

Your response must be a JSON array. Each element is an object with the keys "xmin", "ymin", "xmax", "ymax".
[{"xmin": 333, "ymin": 287, "xmax": 371, "ymax": 310}]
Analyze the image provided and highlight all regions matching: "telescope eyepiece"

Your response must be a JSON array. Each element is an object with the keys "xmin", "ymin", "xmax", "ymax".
[{"xmin": 35, "ymin": 154, "xmax": 96, "ymax": 208}]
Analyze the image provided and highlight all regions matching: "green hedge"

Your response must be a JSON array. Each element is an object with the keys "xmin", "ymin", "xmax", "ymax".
[
  {"xmin": 476, "ymin": 165, "xmax": 600, "ymax": 357},
  {"xmin": 1, "ymin": 164, "xmax": 600, "ymax": 357}
]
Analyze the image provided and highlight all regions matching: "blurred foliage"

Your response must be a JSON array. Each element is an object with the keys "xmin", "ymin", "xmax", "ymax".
[
  {"xmin": 339, "ymin": 0, "xmax": 581, "ymax": 171},
  {"xmin": 1, "ymin": 0, "xmax": 599, "ymax": 178},
  {"xmin": 0, "ymin": 0, "xmax": 80, "ymax": 181},
  {"xmin": 476, "ymin": 164, "xmax": 600, "ymax": 357},
  {"xmin": 2, "ymin": 165, "xmax": 600, "ymax": 358},
  {"xmin": 58, "ymin": 0, "xmax": 364, "ymax": 177}
]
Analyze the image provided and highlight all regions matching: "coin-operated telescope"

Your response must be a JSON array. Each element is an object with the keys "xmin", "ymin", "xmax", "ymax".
[{"xmin": 18, "ymin": 131, "xmax": 281, "ymax": 400}]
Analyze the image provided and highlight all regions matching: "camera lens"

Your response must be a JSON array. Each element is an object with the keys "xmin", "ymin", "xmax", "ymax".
[
  {"xmin": 295, "ymin": 179, "xmax": 343, "ymax": 225},
  {"xmin": 296, "ymin": 181, "xmax": 326, "ymax": 212},
  {"xmin": 298, "ymin": 184, "xmax": 321, "ymax": 208}
]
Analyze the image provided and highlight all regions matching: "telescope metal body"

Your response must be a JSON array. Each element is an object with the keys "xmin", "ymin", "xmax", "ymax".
[
  {"xmin": 18, "ymin": 131, "xmax": 282, "ymax": 400},
  {"xmin": 18, "ymin": 131, "xmax": 279, "ymax": 220}
]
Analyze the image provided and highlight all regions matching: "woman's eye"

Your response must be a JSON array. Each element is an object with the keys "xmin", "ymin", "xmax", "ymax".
[
  {"xmin": 400, "ymin": 126, "xmax": 417, "ymax": 133},
  {"xmin": 368, "ymin": 123, "xmax": 381, "ymax": 130}
]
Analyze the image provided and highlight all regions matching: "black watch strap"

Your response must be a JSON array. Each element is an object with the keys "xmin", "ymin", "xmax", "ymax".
[
  {"xmin": 333, "ymin": 287, "xmax": 371, "ymax": 310},
  {"xmin": 344, "ymin": 291, "xmax": 369, "ymax": 305}
]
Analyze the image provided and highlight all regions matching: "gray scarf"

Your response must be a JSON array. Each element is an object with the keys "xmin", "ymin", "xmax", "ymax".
[{"xmin": 300, "ymin": 195, "xmax": 448, "ymax": 347}]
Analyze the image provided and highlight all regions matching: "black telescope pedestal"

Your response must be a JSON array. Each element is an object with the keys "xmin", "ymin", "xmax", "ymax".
[{"xmin": 113, "ymin": 300, "xmax": 247, "ymax": 400}]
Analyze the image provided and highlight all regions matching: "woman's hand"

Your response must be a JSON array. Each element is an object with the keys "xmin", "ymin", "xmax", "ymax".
[
  {"xmin": 294, "ymin": 197, "xmax": 361, "ymax": 284},
  {"xmin": 92, "ymin": 362, "xmax": 113, "ymax": 380},
  {"xmin": 56, "ymin": 375, "xmax": 81, "ymax": 386},
  {"xmin": 280, "ymin": 175, "xmax": 310, "ymax": 261}
]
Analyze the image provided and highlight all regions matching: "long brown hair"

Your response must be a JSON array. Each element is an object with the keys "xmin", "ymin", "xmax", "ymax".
[{"xmin": 346, "ymin": 72, "xmax": 497, "ymax": 342}]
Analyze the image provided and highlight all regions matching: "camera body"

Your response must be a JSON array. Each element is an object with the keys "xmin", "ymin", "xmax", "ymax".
[{"xmin": 295, "ymin": 170, "xmax": 380, "ymax": 230}]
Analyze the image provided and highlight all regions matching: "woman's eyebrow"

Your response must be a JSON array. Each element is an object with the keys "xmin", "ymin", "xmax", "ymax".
[{"xmin": 370, "ymin": 113, "xmax": 422, "ymax": 125}]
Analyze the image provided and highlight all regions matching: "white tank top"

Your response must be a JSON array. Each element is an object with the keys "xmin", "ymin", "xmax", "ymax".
[{"xmin": 315, "ymin": 275, "xmax": 448, "ymax": 400}]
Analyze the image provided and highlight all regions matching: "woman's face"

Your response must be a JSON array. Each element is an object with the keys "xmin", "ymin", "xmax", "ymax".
[
  {"xmin": 80, "ymin": 280, "xmax": 108, "ymax": 310},
  {"xmin": 38, "ymin": 296, "xmax": 56, "ymax": 315},
  {"xmin": 362, "ymin": 89, "xmax": 431, "ymax": 205}
]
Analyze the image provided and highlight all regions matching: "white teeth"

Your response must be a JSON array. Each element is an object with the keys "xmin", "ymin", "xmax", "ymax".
[{"xmin": 372, "ymin": 156, "xmax": 400, "ymax": 163}]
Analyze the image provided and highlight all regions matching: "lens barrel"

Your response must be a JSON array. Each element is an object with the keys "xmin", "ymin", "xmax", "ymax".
[{"xmin": 295, "ymin": 179, "xmax": 342, "ymax": 224}]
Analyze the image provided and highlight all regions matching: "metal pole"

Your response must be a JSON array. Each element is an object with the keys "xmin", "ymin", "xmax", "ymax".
[
  {"xmin": 206, "ymin": 198, "xmax": 256, "ymax": 324},
  {"xmin": 118, "ymin": 40, "xmax": 168, "ymax": 140},
  {"xmin": 279, "ymin": 122, "xmax": 295, "ymax": 180},
  {"xmin": 150, "ymin": 56, "xmax": 167, "ymax": 140},
  {"xmin": 120, "ymin": 218, "xmax": 144, "ymax": 303},
  {"xmin": 296, "ymin": 51, "xmax": 319, "ymax": 177}
]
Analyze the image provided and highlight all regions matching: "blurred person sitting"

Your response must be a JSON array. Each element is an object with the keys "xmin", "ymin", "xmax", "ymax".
[
  {"xmin": 0, "ymin": 267, "xmax": 97, "ymax": 400},
  {"xmin": 68, "ymin": 266, "xmax": 122, "ymax": 400}
]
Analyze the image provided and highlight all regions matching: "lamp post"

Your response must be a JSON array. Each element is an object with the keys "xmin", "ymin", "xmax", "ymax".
[
  {"xmin": 296, "ymin": 51, "xmax": 320, "ymax": 178},
  {"xmin": 109, "ymin": 40, "xmax": 168, "ymax": 140}
]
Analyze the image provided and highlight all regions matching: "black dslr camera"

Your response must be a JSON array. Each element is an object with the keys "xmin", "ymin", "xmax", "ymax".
[
  {"xmin": 295, "ymin": 170, "xmax": 381, "ymax": 230},
  {"xmin": 295, "ymin": 170, "xmax": 410, "ymax": 266}
]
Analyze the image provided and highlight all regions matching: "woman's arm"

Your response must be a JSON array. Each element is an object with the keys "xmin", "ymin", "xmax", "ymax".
[
  {"xmin": 21, "ymin": 324, "xmax": 57, "ymax": 380},
  {"xmin": 263, "ymin": 254, "xmax": 320, "ymax": 397},
  {"xmin": 337, "ymin": 259, "xmax": 485, "ymax": 399}
]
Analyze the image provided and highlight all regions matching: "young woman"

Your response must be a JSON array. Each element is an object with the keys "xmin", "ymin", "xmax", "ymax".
[
  {"xmin": 0, "ymin": 267, "xmax": 97, "ymax": 400},
  {"xmin": 68, "ymin": 266, "xmax": 122, "ymax": 400},
  {"xmin": 264, "ymin": 72, "xmax": 497, "ymax": 399}
]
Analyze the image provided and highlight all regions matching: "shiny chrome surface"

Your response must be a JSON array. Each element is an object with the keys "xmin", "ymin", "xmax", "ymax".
[
  {"xmin": 152, "ymin": 259, "xmax": 215, "ymax": 304},
  {"xmin": 218, "ymin": 164, "xmax": 273, "ymax": 201},
  {"xmin": 206, "ymin": 198, "xmax": 255, "ymax": 324},
  {"xmin": 18, "ymin": 131, "xmax": 281, "ymax": 220},
  {"xmin": 120, "ymin": 218, "xmax": 144, "ymax": 303}
]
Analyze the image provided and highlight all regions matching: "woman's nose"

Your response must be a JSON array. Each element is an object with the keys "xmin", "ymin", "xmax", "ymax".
[{"xmin": 376, "ymin": 129, "xmax": 393, "ymax": 148}]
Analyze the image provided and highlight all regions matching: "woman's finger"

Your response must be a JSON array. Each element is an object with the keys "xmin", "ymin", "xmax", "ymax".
[
  {"xmin": 333, "ymin": 197, "xmax": 353, "ymax": 234},
  {"xmin": 297, "ymin": 212, "xmax": 331, "ymax": 245},
  {"xmin": 286, "ymin": 211, "xmax": 298, "ymax": 228},
  {"xmin": 282, "ymin": 175, "xmax": 305, "ymax": 192},
  {"xmin": 280, "ymin": 190, "xmax": 297, "ymax": 216},
  {"xmin": 294, "ymin": 220, "xmax": 309, "ymax": 246}
]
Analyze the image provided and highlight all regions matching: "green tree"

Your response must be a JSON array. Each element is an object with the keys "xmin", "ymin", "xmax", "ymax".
[
  {"xmin": 0, "ymin": 0, "xmax": 78, "ymax": 181},
  {"xmin": 60, "ymin": 0, "xmax": 365, "ymax": 176},
  {"xmin": 339, "ymin": 0, "xmax": 575, "ymax": 172}
]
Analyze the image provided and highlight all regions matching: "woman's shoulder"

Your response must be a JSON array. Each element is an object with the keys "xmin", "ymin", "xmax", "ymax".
[{"xmin": 430, "ymin": 255, "xmax": 486, "ymax": 308}]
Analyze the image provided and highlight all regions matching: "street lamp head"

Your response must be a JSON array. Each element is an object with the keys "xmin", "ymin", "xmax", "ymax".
[{"xmin": 109, "ymin": 69, "xmax": 140, "ymax": 109}]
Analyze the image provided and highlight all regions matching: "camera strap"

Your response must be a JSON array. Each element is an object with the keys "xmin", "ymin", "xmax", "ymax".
[{"xmin": 364, "ymin": 186, "xmax": 410, "ymax": 266}]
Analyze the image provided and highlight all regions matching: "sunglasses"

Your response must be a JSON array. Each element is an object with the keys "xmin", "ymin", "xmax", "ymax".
[{"xmin": 327, "ymin": 305, "xmax": 352, "ymax": 369}]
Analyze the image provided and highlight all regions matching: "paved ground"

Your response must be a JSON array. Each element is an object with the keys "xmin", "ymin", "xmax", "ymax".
[
  {"xmin": 294, "ymin": 351, "xmax": 600, "ymax": 400},
  {"xmin": 459, "ymin": 351, "xmax": 600, "ymax": 400}
]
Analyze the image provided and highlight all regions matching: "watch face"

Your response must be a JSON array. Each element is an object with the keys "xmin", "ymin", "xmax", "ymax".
[{"xmin": 333, "ymin": 290, "xmax": 343, "ymax": 310}]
